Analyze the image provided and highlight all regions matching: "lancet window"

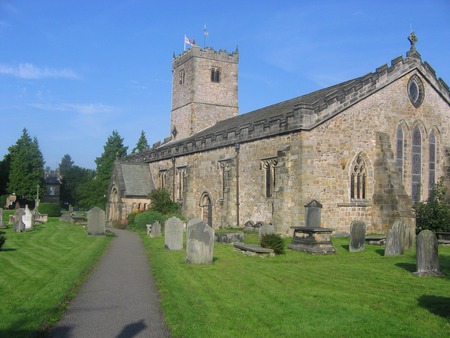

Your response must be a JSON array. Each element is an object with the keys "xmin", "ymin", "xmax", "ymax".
[
  {"xmin": 396, "ymin": 126, "xmax": 404, "ymax": 182},
  {"xmin": 211, "ymin": 67, "xmax": 220, "ymax": 83},
  {"xmin": 159, "ymin": 170, "xmax": 167, "ymax": 190},
  {"xmin": 350, "ymin": 155, "xmax": 367, "ymax": 200},
  {"xmin": 176, "ymin": 166, "xmax": 187, "ymax": 200},
  {"xmin": 428, "ymin": 131, "xmax": 436, "ymax": 197},
  {"xmin": 411, "ymin": 126, "xmax": 422, "ymax": 203},
  {"xmin": 261, "ymin": 158, "xmax": 278, "ymax": 198},
  {"xmin": 218, "ymin": 159, "xmax": 232, "ymax": 199}
]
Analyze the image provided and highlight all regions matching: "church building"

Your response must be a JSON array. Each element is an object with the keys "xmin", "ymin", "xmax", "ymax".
[{"xmin": 107, "ymin": 34, "xmax": 450, "ymax": 235}]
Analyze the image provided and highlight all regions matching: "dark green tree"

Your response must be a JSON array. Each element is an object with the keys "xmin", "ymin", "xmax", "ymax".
[
  {"xmin": 95, "ymin": 130, "xmax": 128, "ymax": 183},
  {"xmin": 77, "ymin": 131, "xmax": 128, "ymax": 210},
  {"xmin": 132, "ymin": 130, "xmax": 149, "ymax": 154},
  {"xmin": 7, "ymin": 129, "xmax": 45, "ymax": 206},
  {"xmin": 413, "ymin": 177, "xmax": 450, "ymax": 233},
  {"xmin": 60, "ymin": 164, "xmax": 95, "ymax": 208},
  {"xmin": 0, "ymin": 153, "xmax": 12, "ymax": 197},
  {"xmin": 58, "ymin": 154, "xmax": 74, "ymax": 176},
  {"xmin": 148, "ymin": 188, "xmax": 180, "ymax": 214}
]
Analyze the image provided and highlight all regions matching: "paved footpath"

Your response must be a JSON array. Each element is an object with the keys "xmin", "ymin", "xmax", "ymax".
[{"xmin": 49, "ymin": 228, "xmax": 170, "ymax": 338}]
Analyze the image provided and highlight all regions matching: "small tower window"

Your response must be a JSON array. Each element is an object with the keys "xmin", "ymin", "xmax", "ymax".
[
  {"xmin": 211, "ymin": 67, "xmax": 220, "ymax": 83},
  {"xmin": 179, "ymin": 69, "xmax": 185, "ymax": 85}
]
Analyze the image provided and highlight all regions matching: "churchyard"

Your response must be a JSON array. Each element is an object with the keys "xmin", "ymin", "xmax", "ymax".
[
  {"xmin": 0, "ymin": 209, "xmax": 449, "ymax": 337},
  {"xmin": 0, "ymin": 211, "xmax": 112, "ymax": 337}
]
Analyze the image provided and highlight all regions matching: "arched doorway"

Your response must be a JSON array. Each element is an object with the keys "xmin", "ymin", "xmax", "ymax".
[{"xmin": 109, "ymin": 187, "xmax": 119, "ymax": 222}]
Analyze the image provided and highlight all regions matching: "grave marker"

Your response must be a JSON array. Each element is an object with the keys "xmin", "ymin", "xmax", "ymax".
[
  {"xmin": 0, "ymin": 208, "xmax": 6, "ymax": 228},
  {"xmin": 87, "ymin": 207, "xmax": 105, "ymax": 236},
  {"xmin": 349, "ymin": 220, "xmax": 366, "ymax": 252},
  {"xmin": 186, "ymin": 218, "xmax": 214, "ymax": 264},
  {"xmin": 258, "ymin": 223, "xmax": 275, "ymax": 241},
  {"xmin": 385, "ymin": 219, "xmax": 405, "ymax": 256},
  {"xmin": 151, "ymin": 221, "xmax": 162, "ymax": 237},
  {"xmin": 13, "ymin": 209, "xmax": 25, "ymax": 232},
  {"xmin": 165, "ymin": 217, "xmax": 184, "ymax": 250},
  {"xmin": 414, "ymin": 230, "xmax": 442, "ymax": 276},
  {"xmin": 23, "ymin": 205, "xmax": 33, "ymax": 230}
]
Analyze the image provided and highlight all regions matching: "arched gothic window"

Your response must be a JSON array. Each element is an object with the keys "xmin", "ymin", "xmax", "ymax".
[
  {"xmin": 350, "ymin": 155, "xmax": 367, "ymax": 200},
  {"xmin": 396, "ymin": 127, "xmax": 404, "ymax": 182},
  {"xmin": 211, "ymin": 68, "xmax": 220, "ymax": 83},
  {"xmin": 411, "ymin": 126, "xmax": 422, "ymax": 203},
  {"xmin": 428, "ymin": 131, "xmax": 436, "ymax": 197},
  {"xmin": 200, "ymin": 193, "xmax": 212, "ymax": 226}
]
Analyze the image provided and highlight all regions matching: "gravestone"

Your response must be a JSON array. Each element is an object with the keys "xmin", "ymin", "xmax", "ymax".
[
  {"xmin": 0, "ymin": 208, "xmax": 6, "ymax": 228},
  {"xmin": 305, "ymin": 199, "xmax": 322, "ymax": 227},
  {"xmin": 23, "ymin": 205, "xmax": 33, "ymax": 230},
  {"xmin": 414, "ymin": 230, "xmax": 442, "ymax": 276},
  {"xmin": 259, "ymin": 223, "xmax": 275, "ymax": 241},
  {"xmin": 165, "ymin": 217, "xmax": 184, "ymax": 250},
  {"xmin": 87, "ymin": 207, "xmax": 105, "ymax": 236},
  {"xmin": 186, "ymin": 218, "xmax": 214, "ymax": 264},
  {"xmin": 13, "ymin": 209, "xmax": 25, "ymax": 232},
  {"xmin": 151, "ymin": 221, "xmax": 162, "ymax": 237},
  {"xmin": 385, "ymin": 219, "xmax": 405, "ymax": 256},
  {"xmin": 349, "ymin": 220, "xmax": 366, "ymax": 252}
]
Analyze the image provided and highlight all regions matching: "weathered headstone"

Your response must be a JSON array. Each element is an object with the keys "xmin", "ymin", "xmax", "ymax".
[
  {"xmin": 414, "ymin": 230, "xmax": 442, "ymax": 276},
  {"xmin": 13, "ymin": 209, "xmax": 25, "ymax": 232},
  {"xmin": 165, "ymin": 217, "xmax": 184, "ymax": 250},
  {"xmin": 87, "ymin": 207, "xmax": 105, "ymax": 236},
  {"xmin": 258, "ymin": 223, "xmax": 275, "ymax": 241},
  {"xmin": 305, "ymin": 199, "xmax": 322, "ymax": 228},
  {"xmin": 23, "ymin": 205, "xmax": 33, "ymax": 230},
  {"xmin": 0, "ymin": 208, "xmax": 6, "ymax": 228},
  {"xmin": 151, "ymin": 221, "xmax": 162, "ymax": 237},
  {"xmin": 349, "ymin": 220, "xmax": 366, "ymax": 252},
  {"xmin": 186, "ymin": 218, "xmax": 214, "ymax": 264},
  {"xmin": 385, "ymin": 219, "xmax": 405, "ymax": 256}
]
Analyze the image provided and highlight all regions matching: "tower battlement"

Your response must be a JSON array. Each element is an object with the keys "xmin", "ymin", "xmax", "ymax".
[{"xmin": 173, "ymin": 45, "xmax": 239, "ymax": 69}]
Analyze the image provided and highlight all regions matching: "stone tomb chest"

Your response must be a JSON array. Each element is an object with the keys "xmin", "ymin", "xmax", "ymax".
[{"xmin": 288, "ymin": 200, "xmax": 336, "ymax": 254}]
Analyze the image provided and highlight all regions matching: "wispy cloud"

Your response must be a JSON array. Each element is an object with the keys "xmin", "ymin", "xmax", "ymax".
[
  {"xmin": 30, "ymin": 103, "xmax": 114, "ymax": 115},
  {"xmin": 0, "ymin": 63, "xmax": 79, "ymax": 79}
]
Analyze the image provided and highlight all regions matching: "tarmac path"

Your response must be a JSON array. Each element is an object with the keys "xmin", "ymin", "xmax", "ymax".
[{"xmin": 49, "ymin": 228, "xmax": 170, "ymax": 338}]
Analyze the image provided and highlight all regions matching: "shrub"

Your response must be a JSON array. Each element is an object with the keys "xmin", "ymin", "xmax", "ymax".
[
  {"xmin": 126, "ymin": 209, "xmax": 141, "ymax": 226},
  {"xmin": 38, "ymin": 203, "xmax": 61, "ymax": 217},
  {"xmin": 148, "ymin": 188, "xmax": 180, "ymax": 215},
  {"xmin": 133, "ymin": 210, "xmax": 165, "ymax": 230},
  {"xmin": 413, "ymin": 177, "xmax": 450, "ymax": 234},
  {"xmin": 0, "ymin": 235, "xmax": 5, "ymax": 250},
  {"xmin": 260, "ymin": 233, "xmax": 285, "ymax": 255}
]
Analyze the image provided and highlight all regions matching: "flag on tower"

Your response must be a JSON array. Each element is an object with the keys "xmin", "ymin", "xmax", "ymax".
[
  {"xmin": 184, "ymin": 35, "xmax": 194, "ymax": 51},
  {"xmin": 204, "ymin": 24, "xmax": 208, "ymax": 37}
]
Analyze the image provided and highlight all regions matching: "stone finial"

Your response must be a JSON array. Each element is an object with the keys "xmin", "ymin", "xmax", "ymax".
[{"xmin": 408, "ymin": 31, "xmax": 418, "ymax": 50}]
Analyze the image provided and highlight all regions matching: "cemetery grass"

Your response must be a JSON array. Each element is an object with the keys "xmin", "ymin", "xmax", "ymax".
[
  {"xmin": 142, "ymin": 232, "xmax": 450, "ymax": 338},
  {"xmin": 0, "ymin": 217, "xmax": 112, "ymax": 338}
]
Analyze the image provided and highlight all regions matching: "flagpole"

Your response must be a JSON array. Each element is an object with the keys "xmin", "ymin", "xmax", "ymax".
[
  {"xmin": 203, "ymin": 24, "xmax": 208, "ymax": 48},
  {"xmin": 184, "ymin": 35, "xmax": 186, "ymax": 51}
]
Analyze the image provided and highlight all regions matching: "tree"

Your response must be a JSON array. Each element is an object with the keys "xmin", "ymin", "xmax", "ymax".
[
  {"xmin": 58, "ymin": 154, "xmax": 74, "ymax": 176},
  {"xmin": 413, "ymin": 177, "xmax": 450, "ymax": 233},
  {"xmin": 77, "ymin": 131, "xmax": 128, "ymax": 210},
  {"xmin": 7, "ymin": 129, "xmax": 45, "ymax": 206},
  {"xmin": 60, "ymin": 164, "xmax": 95, "ymax": 208},
  {"xmin": 95, "ymin": 130, "xmax": 128, "ymax": 183},
  {"xmin": 132, "ymin": 130, "xmax": 149, "ymax": 154},
  {"xmin": 0, "ymin": 153, "xmax": 12, "ymax": 197}
]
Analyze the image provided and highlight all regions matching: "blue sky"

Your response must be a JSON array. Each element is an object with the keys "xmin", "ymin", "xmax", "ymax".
[{"xmin": 0, "ymin": 1, "xmax": 449, "ymax": 170}]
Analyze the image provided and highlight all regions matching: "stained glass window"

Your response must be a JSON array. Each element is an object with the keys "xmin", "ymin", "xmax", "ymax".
[{"xmin": 411, "ymin": 127, "xmax": 422, "ymax": 203}]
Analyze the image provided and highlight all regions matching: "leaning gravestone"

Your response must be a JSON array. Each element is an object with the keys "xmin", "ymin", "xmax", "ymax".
[
  {"xmin": 23, "ymin": 205, "xmax": 33, "ymax": 230},
  {"xmin": 151, "ymin": 221, "xmax": 162, "ymax": 237},
  {"xmin": 0, "ymin": 208, "xmax": 6, "ymax": 228},
  {"xmin": 165, "ymin": 217, "xmax": 184, "ymax": 250},
  {"xmin": 349, "ymin": 220, "xmax": 366, "ymax": 252},
  {"xmin": 385, "ymin": 219, "xmax": 405, "ymax": 256},
  {"xmin": 414, "ymin": 230, "xmax": 442, "ymax": 276},
  {"xmin": 186, "ymin": 218, "xmax": 214, "ymax": 264},
  {"xmin": 13, "ymin": 209, "xmax": 25, "ymax": 232},
  {"xmin": 87, "ymin": 207, "xmax": 105, "ymax": 236},
  {"xmin": 259, "ymin": 223, "xmax": 275, "ymax": 241}
]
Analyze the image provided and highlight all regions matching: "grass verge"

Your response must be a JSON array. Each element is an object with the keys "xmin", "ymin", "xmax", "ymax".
[
  {"xmin": 0, "ymin": 217, "xmax": 112, "ymax": 338},
  {"xmin": 142, "ymin": 231, "xmax": 450, "ymax": 337}
]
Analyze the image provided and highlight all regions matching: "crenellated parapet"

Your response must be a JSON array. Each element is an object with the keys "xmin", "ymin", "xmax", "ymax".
[{"xmin": 172, "ymin": 45, "xmax": 239, "ymax": 69}]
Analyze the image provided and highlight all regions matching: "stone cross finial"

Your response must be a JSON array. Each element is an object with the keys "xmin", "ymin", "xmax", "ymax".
[{"xmin": 408, "ymin": 31, "xmax": 418, "ymax": 50}]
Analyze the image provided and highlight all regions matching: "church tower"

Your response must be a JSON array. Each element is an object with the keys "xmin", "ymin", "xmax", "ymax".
[{"xmin": 170, "ymin": 45, "xmax": 239, "ymax": 141}]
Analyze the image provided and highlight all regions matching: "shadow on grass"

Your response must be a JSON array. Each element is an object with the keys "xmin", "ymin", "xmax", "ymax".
[
  {"xmin": 375, "ymin": 249, "xmax": 385, "ymax": 256},
  {"xmin": 418, "ymin": 295, "xmax": 450, "ymax": 321},
  {"xmin": 395, "ymin": 262, "xmax": 416, "ymax": 272},
  {"xmin": 341, "ymin": 244, "xmax": 349, "ymax": 251},
  {"xmin": 0, "ymin": 248, "xmax": 17, "ymax": 252}
]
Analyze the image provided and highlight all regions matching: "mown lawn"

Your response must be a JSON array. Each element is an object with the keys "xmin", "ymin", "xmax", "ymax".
[
  {"xmin": 142, "ymin": 232, "xmax": 450, "ymax": 338},
  {"xmin": 0, "ymin": 217, "xmax": 112, "ymax": 338}
]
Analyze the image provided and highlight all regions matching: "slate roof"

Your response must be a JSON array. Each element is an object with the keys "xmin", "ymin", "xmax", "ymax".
[{"xmin": 120, "ymin": 163, "xmax": 154, "ymax": 197}]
